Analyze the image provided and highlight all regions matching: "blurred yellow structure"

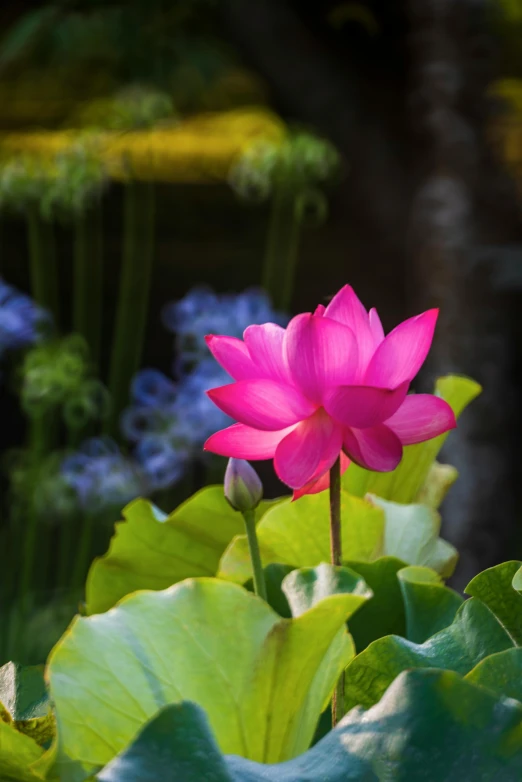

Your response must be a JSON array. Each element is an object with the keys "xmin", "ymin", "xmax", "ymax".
[{"xmin": 0, "ymin": 109, "xmax": 286, "ymax": 184}]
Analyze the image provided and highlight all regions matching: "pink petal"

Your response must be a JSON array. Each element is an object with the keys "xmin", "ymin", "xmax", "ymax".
[
  {"xmin": 292, "ymin": 452, "xmax": 350, "ymax": 500},
  {"xmin": 324, "ymin": 381, "xmax": 409, "ymax": 429},
  {"xmin": 274, "ymin": 409, "xmax": 343, "ymax": 489},
  {"xmin": 284, "ymin": 313, "xmax": 358, "ymax": 404},
  {"xmin": 343, "ymin": 424, "xmax": 403, "ymax": 472},
  {"xmin": 369, "ymin": 308, "xmax": 385, "ymax": 345},
  {"xmin": 325, "ymin": 284, "xmax": 368, "ymax": 330},
  {"xmin": 243, "ymin": 323, "xmax": 290, "ymax": 383},
  {"xmin": 205, "ymin": 335, "xmax": 258, "ymax": 380},
  {"xmin": 385, "ymin": 394, "xmax": 457, "ymax": 445},
  {"xmin": 204, "ymin": 423, "xmax": 296, "ymax": 459},
  {"xmin": 325, "ymin": 285, "xmax": 375, "ymax": 375},
  {"xmin": 314, "ymin": 304, "xmax": 326, "ymax": 316},
  {"xmin": 207, "ymin": 379, "xmax": 316, "ymax": 431},
  {"xmin": 364, "ymin": 309, "xmax": 439, "ymax": 388}
]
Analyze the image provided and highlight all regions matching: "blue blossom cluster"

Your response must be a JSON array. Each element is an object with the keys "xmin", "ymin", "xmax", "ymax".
[
  {"xmin": 60, "ymin": 437, "xmax": 148, "ymax": 514},
  {"xmin": 122, "ymin": 287, "xmax": 288, "ymax": 491},
  {"xmin": 0, "ymin": 278, "xmax": 50, "ymax": 359},
  {"xmin": 162, "ymin": 286, "xmax": 288, "ymax": 374}
]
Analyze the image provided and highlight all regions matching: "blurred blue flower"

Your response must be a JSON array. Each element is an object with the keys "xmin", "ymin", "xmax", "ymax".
[
  {"xmin": 0, "ymin": 278, "xmax": 50, "ymax": 357},
  {"xmin": 61, "ymin": 437, "xmax": 148, "ymax": 513},
  {"xmin": 121, "ymin": 361, "xmax": 232, "ymax": 490},
  {"xmin": 175, "ymin": 359, "xmax": 233, "ymax": 444},
  {"xmin": 162, "ymin": 286, "xmax": 288, "ymax": 374},
  {"xmin": 134, "ymin": 436, "xmax": 187, "ymax": 492},
  {"xmin": 122, "ymin": 287, "xmax": 288, "ymax": 492}
]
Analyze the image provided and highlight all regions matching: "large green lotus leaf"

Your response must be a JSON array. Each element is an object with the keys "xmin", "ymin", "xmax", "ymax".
[
  {"xmin": 97, "ymin": 701, "xmax": 233, "ymax": 782},
  {"xmin": 512, "ymin": 565, "xmax": 522, "ymax": 592},
  {"xmin": 415, "ymin": 461, "xmax": 459, "ymax": 508},
  {"xmin": 281, "ymin": 565, "xmax": 370, "ymax": 733},
  {"xmin": 466, "ymin": 648, "xmax": 522, "ymax": 703},
  {"xmin": 85, "ymin": 489, "xmax": 278, "ymax": 615},
  {"xmin": 343, "ymin": 375, "xmax": 481, "ymax": 502},
  {"xmin": 397, "ymin": 566, "xmax": 463, "ymax": 643},
  {"xmin": 48, "ymin": 572, "xmax": 367, "ymax": 779},
  {"xmin": 0, "ymin": 719, "xmax": 44, "ymax": 782},
  {"xmin": 343, "ymin": 597, "xmax": 514, "ymax": 711},
  {"xmin": 281, "ymin": 564, "xmax": 372, "ymax": 618},
  {"xmin": 96, "ymin": 671, "xmax": 522, "ymax": 782},
  {"xmin": 219, "ymin": 491, "xmax": 457, "ymax": 589},
  {"xmin": 368, "ymin": 495, "xmax": 458, "ymax": 577},
  {"xmin": 342, "ymin": 557, "xmax": 407, "ymax": 651},
  {"xmin": 218, "ymin": 491, "xmax": 384, "ymax": 585},
  {"xmin": 0, "ymin": 662, "xmax": 54, "ymax": 746},
  {"xmin": 466, "ymin": 561, "xmax": 522, "ymax": 645}
]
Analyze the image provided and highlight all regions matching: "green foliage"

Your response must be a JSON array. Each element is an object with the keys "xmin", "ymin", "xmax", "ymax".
[
  {"xmin": 96, "ymin": 701, "xmax": 232, "ymax": 782},
  {"xmin": 465, "ymin": 560, "xmax": 522, "ymax": 645},
  {"xmin": 49, "ymin": 566, "xmax": 369, "ymax": 777},
  {"xmin": 0, "ymin": 145, "xmax": 107, "ymax": 220},
  {"xmin": 343, "ymin": 597, "xmax": 513, "ymax": 711},
  {"xmin": 466, "ymin": 648, "xmax": 522, "ymax": 702},
  {"xmin": 0, "ymin": 720, "xmax": 44, "ymax": 782},
  {"xmin": 95, "ymin": 671, "xmax": 522, "ymax": 782},
  {"xmin": 74, "ymin": 86, "xmax": 176, "ymax": 131},
  {"xmin": 0, "ymin": 662, "xmax": 54, "ymax": 746},
  {"xmin": 85, "ymin": 489, "xmax": 278, "ymax": 614},
  {"xmin": 0, "ymin": 373, "xmax": 493, "ymax": 780},
  {"xmin": 218, "ymin": 490, "xmax": 458, "ymax": 585},
  {"xmin": 343, "ymin": 557, "xmax": 407, "ymax": 650},
  {"xmin": 6, "ymin": 523, "xmax": 522, "ymax": 781},
  {"xmin": 368, "ymin": 496, "xmax": 458, "ymax": 577},
  {"xmin": 397, "ymin": 565, "xmax": 463, "ymax": 643},
  {"xmin": 218, "ymin": 491, "xmax": 385, "ymax": 585}
]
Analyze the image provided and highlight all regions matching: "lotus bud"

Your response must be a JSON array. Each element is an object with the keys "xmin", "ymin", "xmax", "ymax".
[{"xmin": 224, "ymin": 457, "xmax": 263, "ymax": 512}]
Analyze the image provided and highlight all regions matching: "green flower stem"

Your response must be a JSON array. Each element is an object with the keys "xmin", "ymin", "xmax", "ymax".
[
  {"xmin": 241, "ymin": 509, "xmax": 267, "ymax": 601},
  {"xmin": 329, "ymin": 455, "xmax": 344, "ymax": 727},
  {"xmin": 262, "ymin": 168, "xmax": 302, "ymax": 312},
  {"xmin": 57, "ymin": 517, "xmax": 73, "ymax": 587},
  {"xmin": 105, "ymin": 180, "xmax": 155, "ymax": 438},
  {"xmin": 73, "ymin": 200, "xmax": 104, "ymax": 367},
  {"xmin": 72, "ymin": 511, "xmax": 96, "ymax": 591},
  {"xmin": 329, "ymin": 456, "xmax": 342, "ymax": 567},
  {"xmin": 26, "ymin": 204, "xmax": 60, "ymax": 324},
  {"xmin": 16, "ymin": 414, "xmax": 48, "ymax": 658}
]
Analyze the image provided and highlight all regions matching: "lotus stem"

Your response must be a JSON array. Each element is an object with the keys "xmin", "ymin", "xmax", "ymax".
[
  {"xmin": 329, "ymin": 455, "xmax": 344, "ymax": 727},
  {"xmin": 329, "ymin": 456, "xmax": 342, "ymax": 566},
  {"xmin": 106, "ymin": 180, "xmax": 155, "ymax": 438},
  {"xmin": 73, "ymin": 199, "xmax": 104, "ymax": 367},
  {"xmin": 26, "ymin": 204, "xmax": 60, "ymax": 324},
  {"xmin": 262, "ymin": 169, "xmax": 301, "ymax": 311},
  {"xmin": 242, "ymin": 509, "xmax": 267, "ymax": 601}
]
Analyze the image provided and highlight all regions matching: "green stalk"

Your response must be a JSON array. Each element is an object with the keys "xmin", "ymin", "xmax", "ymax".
[
  {"xmin": 262, "ymin": 167, "xmax": 302, "ymax": 311},
  {"xmin": 329, "ymin": 456, "xmax": 344, "ymax": 727},
  {"xmin": 106, "ymin": 181, "xmax": 155, "ymax": 438},
  {"xmin": 57, "ymin": 514, "xmax": 73, "ymax": 587},
  {"xmin": 242, "ymin": 509, "xmax": 267, "ymax": 601},
  {"xmin": 26, "ymin": 204, "xmax": 60, "ymax": 324},
  {"xmin": 73, "ymin": 200, "xmax": 104, "ymax": 366},
  {"xmin": 71, "ymin": 510, "xmax": 95, "ymax": 592},
  {"xmin": 15, "ymin": 414, "xmax": 47, "ymax": 658}
]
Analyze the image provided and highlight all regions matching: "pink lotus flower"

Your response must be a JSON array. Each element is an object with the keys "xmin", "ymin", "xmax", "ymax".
[{"xmin": 203, "ymin": 285, "xmax": 456, "ymax": 497}]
